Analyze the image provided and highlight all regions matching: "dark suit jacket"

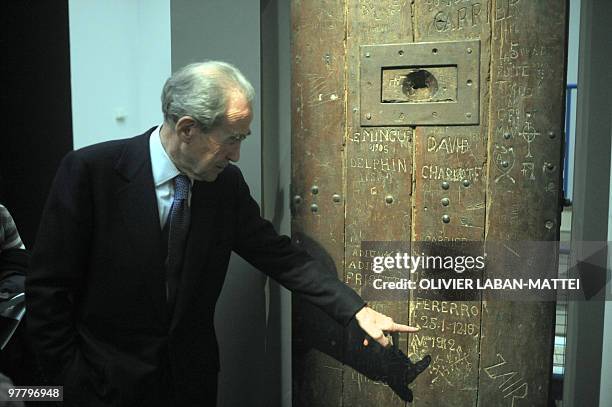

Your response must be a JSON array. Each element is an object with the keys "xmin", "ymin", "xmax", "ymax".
[{"xmin": 26, "ymin": 128, "xmax": 364, "ymax": 406}]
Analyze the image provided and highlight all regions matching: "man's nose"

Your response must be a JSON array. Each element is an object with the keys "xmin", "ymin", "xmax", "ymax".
[{"xmin": 227, "ymin": 143, "xmax": 241, "ymax": 162}]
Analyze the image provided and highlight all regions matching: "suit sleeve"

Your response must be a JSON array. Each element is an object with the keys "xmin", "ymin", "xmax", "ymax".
[
  {"xmin": 231, "ymin": 170, "xmax": 365, "ymax": 326},
  {"xmin": 26, "ymin": 151, "xmax": 93, "ymax": 383}
]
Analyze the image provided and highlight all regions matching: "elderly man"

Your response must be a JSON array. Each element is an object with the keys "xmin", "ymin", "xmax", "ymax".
[{"xmin": 27, "ymin": 61, "xmax": 424, "ymax": 406}]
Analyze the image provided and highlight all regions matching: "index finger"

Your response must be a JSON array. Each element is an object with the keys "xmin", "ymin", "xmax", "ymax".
[{"xmin": 387, "ymin": 322, "xmax": 420, "ymax": 333}]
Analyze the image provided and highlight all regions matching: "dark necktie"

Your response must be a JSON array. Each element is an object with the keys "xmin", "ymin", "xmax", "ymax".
[{"xmin": 166, "ymin": 174, "xmax": 191, "ymax": 307}]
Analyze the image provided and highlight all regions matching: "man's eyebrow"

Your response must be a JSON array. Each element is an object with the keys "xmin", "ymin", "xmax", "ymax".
[{"xmin": 231, "ymin": 131, "xmax": 251, "ymax": 141}]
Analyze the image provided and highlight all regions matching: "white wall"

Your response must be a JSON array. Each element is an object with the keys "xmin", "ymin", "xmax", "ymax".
[
  {"xmin": 565, "ymin": 0, "xmax": 581, "ymax": 201},
  {"xmin": 68, "ymin": 0, "xmax": 171, "ymax": 149},
  {"xmin": 567, "ymin": 0, "xmax": 581, "ymax": 85}
]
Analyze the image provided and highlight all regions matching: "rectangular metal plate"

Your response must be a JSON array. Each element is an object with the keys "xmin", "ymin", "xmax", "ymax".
[{"xmin": 360, "ymin": 40, "xmax": 480, "ymax": 126}]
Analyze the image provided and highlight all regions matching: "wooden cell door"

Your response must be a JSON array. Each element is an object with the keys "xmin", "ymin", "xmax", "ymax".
[{"xmin": 291, "ymin": 1, "xmax": 567, "ymax": 406}]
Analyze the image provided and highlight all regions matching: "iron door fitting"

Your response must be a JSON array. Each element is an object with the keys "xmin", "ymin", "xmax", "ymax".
[{"xmin": 360, "ymin": 40, "xmax": 480, "ymax": 126}]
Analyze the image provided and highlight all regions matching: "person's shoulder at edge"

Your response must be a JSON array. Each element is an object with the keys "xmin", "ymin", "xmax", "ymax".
[{"xmin": 0, "ymin": 204, "xmax": 20, "ymax": 238}]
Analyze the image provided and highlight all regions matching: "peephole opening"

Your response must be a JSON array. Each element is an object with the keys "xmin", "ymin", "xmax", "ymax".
[{"xmin": 401, "ymin": 70, "xmax": 439, "ymax": 101}]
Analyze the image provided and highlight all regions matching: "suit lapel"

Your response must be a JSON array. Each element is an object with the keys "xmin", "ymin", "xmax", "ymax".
[
  {"xmin": 171, "ymin": 180, "xmax": 220, "ymax": 326},
  {"xmin": 114, "ymin": 131, "xmax": 167, "ymax": 321}
]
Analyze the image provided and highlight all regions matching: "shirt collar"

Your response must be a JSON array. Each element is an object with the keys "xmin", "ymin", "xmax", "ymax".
[{"xmin": 149, "ymin": 125, "xmax": 181, "ymax": 187}]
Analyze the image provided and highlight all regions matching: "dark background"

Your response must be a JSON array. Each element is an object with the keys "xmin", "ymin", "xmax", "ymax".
[{"xmin": 1, "ymin": 0, "xmax": 73, "ymax": 247}]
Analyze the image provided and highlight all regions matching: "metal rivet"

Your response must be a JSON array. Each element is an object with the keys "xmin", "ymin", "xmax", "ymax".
[
  {"xmin": 467, "ymin": 48, "xmax": 473, "ymax": 54},
  {"xmin": 466, "ymin": 112, "xmax": 472, "ymax": 119},
  {"xmin": 462, "ymin": 179, "xmax": 471, "ymax": 187},
  {"xmin": 385, "ymin": 195, "xmax": 394, "ymax": 204},
  {"xmin": 467, "ymin": 79, "xmax": 473, "ymax": 86},
  {"xmin": 332, "ymin": 194, "xmax": 341, "ymax": 203},
  {"xmin": 548, "ymin": 131, "xmax": 556, "ymax": 139},
  {"xmin": 310, "ymin": 204, "xmax": 319, "ymax": 213},
  {"xmin": 442, "ymin": 215, "xmax": 451, "ymax": 223},
  {"xmin": 365, "ymin": 52, "xmax": 370, "ymax": 58},
  {"xmin": 398, "ymin": 50, "xmax": 404, "ymax": 55},
  {"xmin": 546, "ymin": 163, "xmax": 555, "ymax": 171},
  {"xmin": 432, "ymin": 111, "xmax": 438, "ymax": 118},
  {"xmin": 366, "ymin": 113, "xmax": 372, "ymax": 120},
  {"xmin": 441, "ymin": 181, "xmax": 450, "ymax": 190},
  {"xmin": 502, "ymin": 161, "xmax": 509, "ymax": 168},
  {"xmin": 353, "ymin": 107, "xmax": 358, "ymax": 113},
  {"xmin": 441, "ymin": 198, "xmax": 450, "ymax": 206},
  {"xmin": 293, "ymin": 195, "xmax": 302, "ymax": 204},
  {"xmin": 311, "ymin": 185, "xmax": 319, "ymax": 194},
  {"xmin": 503, "ymin": 132, "xmax": 512, "ymax": 140},
  {"xmin": 545, "ymin": 220, "xmax": 554, "ymax": 230}
]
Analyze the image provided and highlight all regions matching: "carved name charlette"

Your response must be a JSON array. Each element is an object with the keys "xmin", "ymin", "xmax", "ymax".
[{"xmin": 421, "ymin": 164, "xmax": 483, "ymax": 182}]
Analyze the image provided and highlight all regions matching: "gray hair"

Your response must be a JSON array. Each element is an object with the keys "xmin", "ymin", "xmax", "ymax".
[{"xmin": 161, "ymin": 61, "xmax": 255, "ymax": 131}]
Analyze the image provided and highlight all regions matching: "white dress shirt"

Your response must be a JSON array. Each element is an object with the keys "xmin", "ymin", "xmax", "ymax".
[{"xmin": 149, "ymin": 126, "xmax": 192, "ymax": 228}]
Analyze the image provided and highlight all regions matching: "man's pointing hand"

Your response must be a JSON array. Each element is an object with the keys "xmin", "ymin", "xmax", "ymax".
[{"xmin": 355, "ymin": 305, "xmax": 420, "ymax": 347}]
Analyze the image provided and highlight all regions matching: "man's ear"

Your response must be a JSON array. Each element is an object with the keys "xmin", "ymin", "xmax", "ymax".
[{"xmin": 175, "ymin": 116, "xmax": 198, "ymax": 143}]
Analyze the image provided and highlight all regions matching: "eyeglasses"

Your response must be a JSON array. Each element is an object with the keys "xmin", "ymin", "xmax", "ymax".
[
  {"xmin": 224, "ymin": 132, "xmax": 249, "ymax": 145},
  {"xmin": 207, "ymin": 129, "xmax": 251, "ymax": 147}
]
